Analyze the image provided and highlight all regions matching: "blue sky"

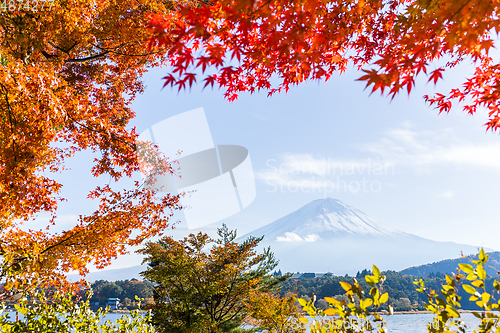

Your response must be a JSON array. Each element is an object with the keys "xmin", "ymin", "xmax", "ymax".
[{"xmin": 34, "ymin": 61, "xmax": 500, "ymax": 271}]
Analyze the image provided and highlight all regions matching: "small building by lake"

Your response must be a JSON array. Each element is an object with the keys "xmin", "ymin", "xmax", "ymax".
[{"xmin": 106, "ymin": 298, "xmax": 120, "ymax": 310}]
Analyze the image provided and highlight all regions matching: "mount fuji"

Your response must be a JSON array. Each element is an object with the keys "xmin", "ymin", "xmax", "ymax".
[{"xmin": 237, "ymin": 198, "xmax": 482, "ymax": 274}]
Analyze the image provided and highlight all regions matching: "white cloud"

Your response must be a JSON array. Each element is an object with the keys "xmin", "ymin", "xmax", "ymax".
[
  {"xmin": 362, "ymin": 126, "xmax": 500, "ymax": 168},
  {"xmin": 303, "ymin": 234, "xmax": 320, "ymax": 242},
  {"xmin": 276, "ymin": 232, "xmax": 303, "ymax": 242},
  {"xmin": 256, "ymin": 124, "xmax": 500, "ymax": 193},
  {"xmin": 276, "ymin": 232, "xmax": 320, "ymax": 242}
]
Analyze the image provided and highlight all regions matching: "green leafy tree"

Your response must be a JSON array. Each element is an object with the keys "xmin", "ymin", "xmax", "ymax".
[
  {"xmin": 99, "ymin": 283, "xmax": 124, "ymax": 305},
  {"xmin": 89, "ymin": 279, "xmax": 155, "ymax": 307},
  {"xmin": 116, "ymin": 279, "xmax": 155, "ymax": 302},
  {"xmin": 138, "ymin": 224, "xmax": 287, "ymax": 333}
]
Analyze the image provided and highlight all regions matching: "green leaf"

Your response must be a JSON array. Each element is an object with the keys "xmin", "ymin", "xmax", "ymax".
[
  {"xmin": 472, "ymin": 312, "xmax": 483, "ymax": 319},
  {"xmin": 463, "ymin": 284, "xmax": 477, "ymax": 294},
  {"xmin": 458, "ymin": 264, "xmax": 474, "ymax": 274}
]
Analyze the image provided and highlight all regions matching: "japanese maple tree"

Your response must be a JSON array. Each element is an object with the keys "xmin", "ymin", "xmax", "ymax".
[
  {"xmin": 149, "ymin": 0, "xmax": 500, "ymax": 130},
  {"xmin": 0, "ymin": 0, "xmax": 189, "ymax": 296}
]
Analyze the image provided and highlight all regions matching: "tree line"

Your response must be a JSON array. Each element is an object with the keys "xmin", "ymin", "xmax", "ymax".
[
  {"xmin": 86, "ymin": 265, "xmax": 497, "ymax": 312},
  {"xmin": 88, "ymin": 279, "xmax": 155, "ymax": 309},
  {"xmin": 279, "ymin": 269, "xmax": 499, "ymax": 312}
]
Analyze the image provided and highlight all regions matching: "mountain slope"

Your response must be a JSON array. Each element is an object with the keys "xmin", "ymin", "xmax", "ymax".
[
  {"xmin": 237, "ymin": 198, "xmax": 484, "ymax": 274},
  {"xmin": 68, "ymin": 265, "xmax": 145, "ymax": 283},
  {"xmin": 245, "ymin": 198, "xmax": 400, "ymax": 240},
  {"xmin": 400, "ymin": 251, "xmax": 500, "ymax": 276}
]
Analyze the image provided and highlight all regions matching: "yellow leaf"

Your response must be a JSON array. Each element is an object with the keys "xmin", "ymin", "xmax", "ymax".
[
  {"xmin": 324, "ymin": 308, "xmax": 337, "ymax": 316},
  {"xmin": 379, "ymin": 292, "xmax": 389, "ymax": 304},
  {"xmin": 476, "ymin": 265, "xmax": 486, "ymax": 280},
  {"xmin": 324, "ymin": 297, "xmax": 339, "ymax": 305},
  {"xmin": 340, "ymin": 281, "xmax": 352, "ymax": 291}
]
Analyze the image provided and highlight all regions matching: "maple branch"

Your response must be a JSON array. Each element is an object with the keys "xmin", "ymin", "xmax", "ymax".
[
  {"xmin": 424, "ymin": 0, "xmax": 475, "ymax": 52},
  {"xmin": 43, "ymin": 216, "xmax": 130, "ymax": 256},
  {"xmin": 0, "ymin": 83, "xmax": 17, "ymax": 164},
  {"xmin": 92, "ymin": 42, "xmax": 163, "ymax": 58},
  {"xmin": 41, "ymin": 50, "xmax": 58, "ymax": 59},
  {"xmin": 208, "ymin": 0, "xmax": 273, "ymax": 37},
  {"xmin": 40, "ymin": 37, "xmax": 154, "ymax": 65},
  {"xmin": 64, "ymin": 112, "xmax": 138, "ymax": 163},
  {"xmin": 66, "ymin": 51, "xmax": 110, "ymax": 63},
  {"xmin": 38, "ymin": 183, "xmax": 179, "ymax": 262},
  {"xmin": 446, "ymin": 0, "xmax": 474, "ymax": 25},
  {"xmin": 106, "ymin": 49, "xmax": 163, "ymax": 57},
  {"xmin": 37, "ymin": 186, "xmax": 148, "ymax": 256},
  {"xmin": 48, "ymin": 40, "xmax": 79, "ymax": 55},
  {"xmin": 217, "ymin": 275, "xmax": 239, "ymax": 319},
  {"xmin": 65, "ymin": 116, "xmax": 101, "ymax": 146}
]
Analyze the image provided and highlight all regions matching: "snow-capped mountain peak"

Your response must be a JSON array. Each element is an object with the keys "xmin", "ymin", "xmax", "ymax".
[
  {"xmin": 303, "ymin": 198, "xmax": 399, "ymax": 236},
  {"xmin": 236, "ymin": 198, "xmax": 481, "ymax": 274},
  {"xmin": 242, "ymin": 198, "xmax": 400, "ymax": 243}
]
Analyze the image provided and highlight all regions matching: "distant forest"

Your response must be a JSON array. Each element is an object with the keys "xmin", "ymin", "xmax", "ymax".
[
  {"xmin": 401, "ymin": 251, "xmax": 500, "ymax": 276},
  {"xmin": 88, "ymin": 266, "xmax": 499, "ymax": 311},
  {"xmin": 278, "ymin": 268, "xmax": 499, "ymax": 311},
  {"xmin": 89, "ymin": 279, "xmax": 155, "ymax": 309}
]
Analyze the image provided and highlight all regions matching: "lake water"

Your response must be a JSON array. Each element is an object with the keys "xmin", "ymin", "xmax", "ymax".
[
  {"xmin": 4, "ymin": 311, "xmax": 485, "ymax": 332},
  {"xmin": 306, "ymin": 313, "xmax": 483, "ymax": 332},
  {"xmin": 3, "ymin": 311, "xmax": 138, "ymax": 325}
]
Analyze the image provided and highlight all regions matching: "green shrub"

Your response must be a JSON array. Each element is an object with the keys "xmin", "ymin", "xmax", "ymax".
[{"xmin": 0, "ymin": 291, "xmax": 155, "ymax": 332}]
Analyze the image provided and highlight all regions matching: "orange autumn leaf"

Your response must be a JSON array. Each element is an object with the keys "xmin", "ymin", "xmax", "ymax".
[{"xmin": 0, "ymin": 0, "xmax": 188, "ymax": 297}]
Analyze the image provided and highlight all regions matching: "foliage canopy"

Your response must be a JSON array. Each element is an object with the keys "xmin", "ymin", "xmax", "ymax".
[
  {"xmin": 138, "ymin": 225, "xmax": 287, "ymax": 333},
  {"xmin": 149, "ymin": 0, "xmax": 500, "ymax": 130},
  {"xmin": 0, "ymin": 0, "xmax": 184, "ymax": 295}
]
